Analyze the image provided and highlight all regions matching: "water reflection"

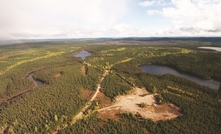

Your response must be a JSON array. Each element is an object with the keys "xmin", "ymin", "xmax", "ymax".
[
  {"xmin": 26, "ymin": 73, "xmax": 43, "ymax": 87},
  {"xmin": 74, "ymin": 50, "xmax": 92, "ymax": 60},
  {"xmin": 139, "ymin": 65, "xmax": 220, "ymax": 90}
]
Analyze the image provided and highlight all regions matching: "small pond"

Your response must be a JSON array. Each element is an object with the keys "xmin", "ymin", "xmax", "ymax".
[
  {"xmin": 26, "ymin": 73, "xmax": 43, "ymax": 87},
  {"xmin": 74, "ymin": 50, "xmax": 92, "ymax": 60},
  {"xmin": 139, "ymin": 65, "xmax": 220, "ymax": 90}
]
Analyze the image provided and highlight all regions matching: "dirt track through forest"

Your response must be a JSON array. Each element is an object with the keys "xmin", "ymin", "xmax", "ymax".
[{"xmin": 74, "ymin": 70, "xmax": 108, "ymax": 119}]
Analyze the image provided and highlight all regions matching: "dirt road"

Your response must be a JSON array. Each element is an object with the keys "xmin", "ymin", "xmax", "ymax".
[{"xmin": 74, "ymin": 70, "xmax": 108, "ymax": 119}]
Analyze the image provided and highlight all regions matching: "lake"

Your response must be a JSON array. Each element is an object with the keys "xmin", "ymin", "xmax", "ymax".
[
  {"xmin": 139, "ymin": 65, "xmax": 220, "ymax": 90},
  {"xmin": 74, "ymin": 50, "xmax": 92, "ymax": 60},
  {"xmin": 198, "ymin": 47, "xmax": 221, "ymax": 52}
]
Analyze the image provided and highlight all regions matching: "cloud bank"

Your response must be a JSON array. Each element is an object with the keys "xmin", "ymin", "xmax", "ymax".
[
  {"xmin": 0, "ymin": 0, "xmax": 131, "ymax": 39},
  {"xmin": 0, "ymin": 0, "xmax": 220, "ymax": 40},
  {"xmin": 142, "ymin": 0, "xmax": 221, "ymax": 36}
]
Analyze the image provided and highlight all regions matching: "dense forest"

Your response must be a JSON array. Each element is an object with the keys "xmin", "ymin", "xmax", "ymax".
[
  {"xmin": 0, "ymin": 39, "xmax": 220, "ymax": 133},
  {"xmin": 146, "ymin": 52, "xmax": 221, "ymax": 81}
]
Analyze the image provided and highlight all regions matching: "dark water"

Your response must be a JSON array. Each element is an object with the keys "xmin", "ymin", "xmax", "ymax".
[
  {"xmin": 26, "ymin": 73, "xmax": 43, "ymax": 87},
  {"xmin": 139, "ymin": 65, "xmax": 220, "ymax": 90},
  {"xmin": 0, "ymin": 73, "xmax": 43, "ymax": 107},
  {"xmin": 74, "ymin": 50, "xmax": 92, "ymax": 60}
]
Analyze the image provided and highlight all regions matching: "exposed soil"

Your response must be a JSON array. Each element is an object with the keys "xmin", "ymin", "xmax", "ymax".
[
  {"xmin": 98, "ymin": 108, "xmax": 121, "ymax": 121},
  {"xmin": 151, "ymin": 103, "xmax": 182, "ymax": 121},
  {"xmin": 94, "ymin": 92, "xmax": 112, "ymax": 107},
  {"xmin": 54, "ymin": 73, "xmax": 62, "ymax": 78},
  {"xmin": 81, "ymin": 89, "xmax": 95, "ymax": 100},
  {"xmin": 81, "ymin": 65, "xmax": 86, "ymax": 75},
  {"xmin": 0, "ymin": 124, "xmax": 7, "ymax": 134},
  {"xmin": 98, "ymin": 87, "xmax": 182, "ymax": 122},
  {"xmin": 72, "ymin": 70, "xmax": 109, "ymax": 121}
]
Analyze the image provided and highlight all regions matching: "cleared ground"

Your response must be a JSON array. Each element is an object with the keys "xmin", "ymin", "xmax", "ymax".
[{"xmin": 98, "ymin": 87, "xmax": 182, "ymax": 121}]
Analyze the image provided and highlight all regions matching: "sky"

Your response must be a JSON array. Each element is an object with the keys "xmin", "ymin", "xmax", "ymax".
[{"xmin": 0, "ymin": 0, "xmax": 221, "ymax": 40}]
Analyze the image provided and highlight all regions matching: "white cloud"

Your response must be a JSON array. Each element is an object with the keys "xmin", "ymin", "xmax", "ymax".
[
  {"xmin": 0, "ymin": 0, "xmax": 131, "ymax": 39},
  {"xmin": 1, "ymin": 0, "xmax": 221, "ymax": 39},
  {"xmin": 138, "ymin": 0, "xmax": 156, "ymax": 7},
  {"xmin": 147, "ymin": 10, "xmax": 161, "ymax": 15},
  {"xmin": 138, "ymin": 0, "xmax": 166, "ymax": 7},
  {"xmin": 161, "ymin": 0, "xmax": 221, "ymax": 36},
  {"xmin": 7, "ymin": 24, "xmax": 109, "ymax": 39},
  {"xmin": 111, "ymin": 23, "xmax": 130, "ymax": 34}
]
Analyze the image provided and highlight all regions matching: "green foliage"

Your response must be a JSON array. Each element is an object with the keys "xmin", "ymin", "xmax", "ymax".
[
  {"xmin": 61, "ymin": 113, "xmax": 149, "ymax": 134},
  {"xmin": 148, "ymin": 52, "xmax": 221, "ymax": 81},
  {"xmin": 80, "ymin": 66, "xmax": 103, "ymax": 90},
  {"xmin": 138, "ymin": 102, "xmax": 147, "ymax": 108},
  {"xmin": 109, "ymin": 56, "xmax": 220, "ymax": 134},
  {"xmin": 84, "ymin": 100, "xmax": 101, "ymax": 115},
  {"xmin": 0, "ymin": 43, "xmax": 104, "ymax": 133},
  {"xmin": 0, "ymin": 43, "xmax": 81, "ymax": 98},
  {"xmin": 0, "ymin": 41, "xmax": 221, "ymax": 133},
  {"xmin": 0, "ymin": 64, "xmax": 88, "ymax": 133},
  {"xmin": 154, "ymin": 94, "xmax": 164, "ymax": 104},
  {"xmin": 100, "ymin": 73, "xmax": 132, "ymax": 100}
]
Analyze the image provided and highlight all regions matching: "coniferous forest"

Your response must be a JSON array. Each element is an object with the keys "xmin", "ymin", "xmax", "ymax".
[{"xmin": 0, "ymin": 38, "xmax": 220, "ymax": 134}]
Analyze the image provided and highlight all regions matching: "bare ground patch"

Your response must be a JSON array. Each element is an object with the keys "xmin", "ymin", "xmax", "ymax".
[
  {"xmin": 54, "ymin": 73, "xmax": 61, "ymax": 78},
  {"xmin": 98, "ymin": 108, "xmax": 122, "ymax": 121},
  {"xmin": 94, "ymin": 92, "xmax": 112, "ymax": 107},
  {"xmin": 0, "ymin": 124, "xmax": 7, "ymax": 134},
  {"xmin": 54, "ymin": 71, "xmax": 64, "ymax": 79},
  {"xmin": 81, "ymin": 65, "xmax": 86, "ymax": 75},
  {"xmin": 81, "ymin": 89, "xmax": 94, "ymax": 100},
  {"xmin": 98, "ymin": 87, "xmax": 182, "ymax": 121}
]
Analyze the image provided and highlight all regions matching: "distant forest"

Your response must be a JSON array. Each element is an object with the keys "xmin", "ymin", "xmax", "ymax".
[{"xmin": 0, "ymin": 39, "xmax": 220, "ymax": 133}]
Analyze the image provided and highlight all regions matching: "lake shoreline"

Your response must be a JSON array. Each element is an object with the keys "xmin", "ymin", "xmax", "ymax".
[{"xmin": 139, "ymin": 64, "xmax": 220, "ymax": 90}]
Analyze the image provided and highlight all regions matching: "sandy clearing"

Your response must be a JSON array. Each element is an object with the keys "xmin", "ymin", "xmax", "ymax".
[
  {"xmin": 98, "ymin": 87, "xmax": 181, "ymax": 121},
  {"xmin": 81, "ymin": 65, "xmax": 86, "ymax": 75}
]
